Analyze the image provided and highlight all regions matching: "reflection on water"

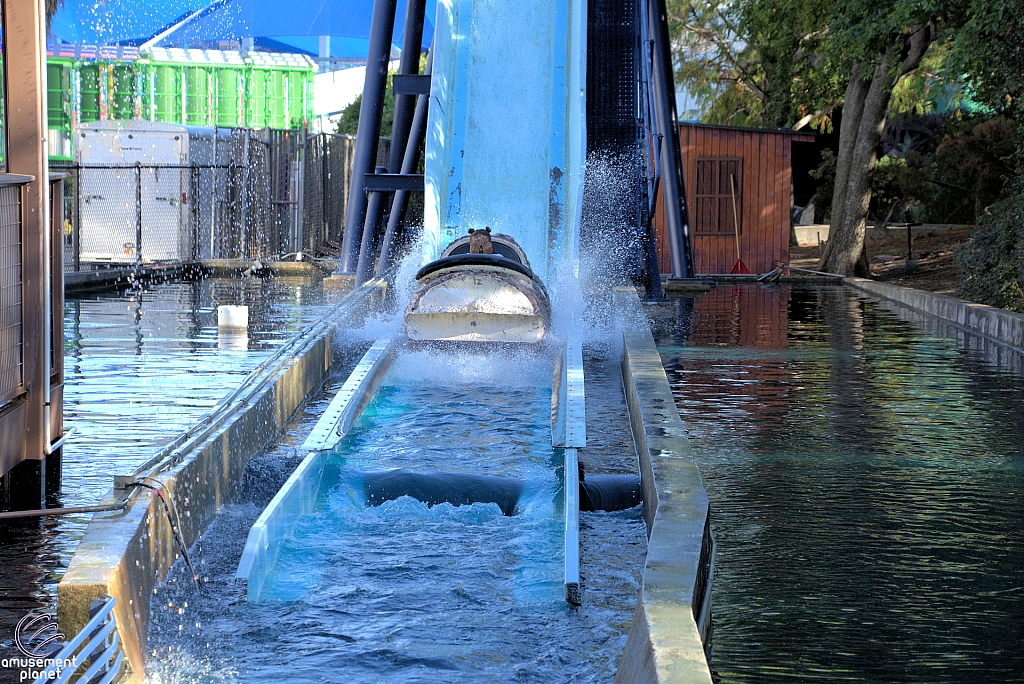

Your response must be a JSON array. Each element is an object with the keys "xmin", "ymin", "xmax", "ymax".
[
  {"xmin": 0, "ymin": 277, "xmax": 332, "ymax": 664},
  {"xmin": 60, "ymin": 277, "xmax": 331, "ymax": 505},
  {"xmin": 655, "ymin": 284, "xmax": 1024, "ymax": 683}
]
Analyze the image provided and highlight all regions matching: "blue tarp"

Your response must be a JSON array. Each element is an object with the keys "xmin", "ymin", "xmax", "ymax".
[
  {"xmin": 49, "ymin": 0, "xmax": 207, "ymax": 45},
  {"xmin": 49, "ymin": 0, "xmax": 436, "ymax": 58}
]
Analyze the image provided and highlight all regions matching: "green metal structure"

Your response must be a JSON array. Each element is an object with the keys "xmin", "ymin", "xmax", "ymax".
[{"xmin": 45, "ymin": 45, "xmax": 316, "ymax": 161}]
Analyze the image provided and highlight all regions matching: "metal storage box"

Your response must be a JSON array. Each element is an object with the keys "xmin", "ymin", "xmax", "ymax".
[{"xmin": 75, "ymin": 120, "xmax": 190, "ymax": 264}]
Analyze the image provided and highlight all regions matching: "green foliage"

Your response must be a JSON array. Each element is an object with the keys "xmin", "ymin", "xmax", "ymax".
[
  {"xmin": 865, "ymin": 115, "xmax": 1016, "ymax": 227},
  {"xmin": 669, "ymin": 0, "xmax": 841, "ymax": 129},
  {"xmin": 950, "ymin": 0, "xmax": 1024, "ymax": 120},
  {"xmin": 335, "ymin": 74, "xmax": 396, "ymax": 137},
  {"xmin": 870, "ymin": 153, "xmax": 930, "ymax": 225},
  {"xmin": 930, "ymin": 116, "xmax": 1015, "ymax": 219},
  {"xmin": 954, "ymin": 170, "xmax": 1024, "ymax": 312},
  {"xmin": 887, "ymin": 41, "xmax": 985, "ymax": 117}
]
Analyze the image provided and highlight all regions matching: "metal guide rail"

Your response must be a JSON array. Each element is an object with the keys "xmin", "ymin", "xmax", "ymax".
[
  {"xmin": 553, "ymin": 338, "xmax": 586, "ymax": 604},
  {"xmin": 236, "ymin": 337, "xmax": 399, "ymax": 600}
]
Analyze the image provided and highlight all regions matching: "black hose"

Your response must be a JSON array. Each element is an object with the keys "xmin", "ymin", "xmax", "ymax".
[{"xmin": 128, "ymin": 481, "xmax": 202, "ymax": 589}]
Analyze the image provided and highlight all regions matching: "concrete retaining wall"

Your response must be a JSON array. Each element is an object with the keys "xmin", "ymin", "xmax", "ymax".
[
  {"xmin": 57, "ymin": 281, "xmax": 385, "ymax": 682},
  {"xmin": 846, "ymin": 278, "xmax": 1024, "ymax": 353},
  {"xmin": 614, "ymin": 287, "xmax": 714, "ymax": 684}
]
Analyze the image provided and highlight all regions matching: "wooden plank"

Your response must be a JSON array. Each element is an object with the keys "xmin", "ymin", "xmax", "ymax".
[
  {"xmin": 779, "ymin": 138, "xmax": 792, "ymax": 267},
  {"xmin": 693, "ymin": 127, "xmax": 706, "ymax": 272},
  {"xmin": 765, "ymin": 132, "xmax": 777, "ymax": 273},
  {"xmin": 762, "ymin": 132, "xmax": 776, "ymax": 273},
  {"xmin": 746, "ymin": 131, "xmax": 759, "ymax": 272},
  {"xmin": 773, "ymin": 133, "xmax": 786, "ymax": 270},
  {"xmin": 752, "ymin": 132, "xmax": 764, "ymax": 273}
]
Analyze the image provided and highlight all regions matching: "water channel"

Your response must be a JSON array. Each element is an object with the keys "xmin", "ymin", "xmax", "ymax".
[
  {"xmin": 5, "ymin": 279, "xmax": 1023, "ymax": 683},
  {"xmin": 655, "ymin": 284, "xmax": 1024, "ymax": 683},
  {"xmin": 145, "ymin": 343, "xmax": 648, "ymax": 683}
]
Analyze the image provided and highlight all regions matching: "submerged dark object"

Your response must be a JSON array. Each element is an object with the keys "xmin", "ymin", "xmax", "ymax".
[
  {"xmin": 361, "ymin": 469, "xmax": 642, "ymax": 516},
  {"xmin": 579, "ymin": 474, "xmax": 642, "ymax": 513},
  {"xmin": 362, "ymin": 470, "xmax": 525, "ymax": 516}
]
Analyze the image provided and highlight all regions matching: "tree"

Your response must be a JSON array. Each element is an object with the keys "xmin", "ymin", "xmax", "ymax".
[
  {"xmin": 669, "ymin": 0, "xmax": 839, "ymax": 129},
  {"xmin": 949, "ymin": 0, "xmax": 1024, "ymax": 310},
  {"xmin": 818, "ymin": 0, "xmax": 967, "ymax": 276}
]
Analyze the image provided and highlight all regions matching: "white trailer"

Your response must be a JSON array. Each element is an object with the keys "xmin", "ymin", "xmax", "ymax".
[{"xmin": 75, "ymin": 120, "xmax": 190, "ymax": 264}]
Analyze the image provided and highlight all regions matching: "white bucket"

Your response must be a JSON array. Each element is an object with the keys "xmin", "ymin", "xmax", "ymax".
[{"xmin": 218, "ymin": 305, "xmax": 249, "ymax": 329}]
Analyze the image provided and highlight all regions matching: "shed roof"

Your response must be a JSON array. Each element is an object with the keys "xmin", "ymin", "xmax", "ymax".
[{"xmin": 677, "ymin": 121, "xmax": 816, "ymax": 142}]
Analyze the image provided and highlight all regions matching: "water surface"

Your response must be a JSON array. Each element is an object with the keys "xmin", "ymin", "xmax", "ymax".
[
  {"xmin": 147, "ymin": 347, "xmax": 647, "ymax": 682},
  {"xmin": 0, "ymin": 276, "xmax": 333, "ymax": 667},
  {"xmin": 655, "ymin": 284, "xmax": 1024, "ymax": 683}
]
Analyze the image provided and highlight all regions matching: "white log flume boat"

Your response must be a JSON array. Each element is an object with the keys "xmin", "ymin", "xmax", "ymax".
[{"xmin": 404, "ymin": 230, "xmax": 551, "ymax": 343}]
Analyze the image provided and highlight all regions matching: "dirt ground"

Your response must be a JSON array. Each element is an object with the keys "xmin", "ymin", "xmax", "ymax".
[{"xmin": 790, "ymin": 226, "xmax": 973, "ymax": 295}]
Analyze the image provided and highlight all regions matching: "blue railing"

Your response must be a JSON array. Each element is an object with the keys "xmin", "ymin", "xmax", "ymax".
[{"xmin": 33, "ymin": 596, "xmax": 124, "ymax": 684}]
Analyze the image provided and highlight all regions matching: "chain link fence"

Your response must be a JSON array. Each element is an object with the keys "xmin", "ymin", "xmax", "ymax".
[
  {"xmin": 0, "ymin": 182, "xmax": 23, "ymax": 402},
  {"xmin": 54, "ymin": 128, "xmax": 392, "ymax": 273}
]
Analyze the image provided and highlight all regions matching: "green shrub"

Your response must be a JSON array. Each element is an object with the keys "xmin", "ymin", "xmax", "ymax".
[{"xmin": 955, "ymin": 173, "xmax": 1024, "ymax": 312}]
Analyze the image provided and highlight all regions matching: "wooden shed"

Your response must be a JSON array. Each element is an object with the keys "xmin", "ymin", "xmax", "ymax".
[{"xmin": 655, "ymin": 123, "xmax": 816, "ymax": 275}]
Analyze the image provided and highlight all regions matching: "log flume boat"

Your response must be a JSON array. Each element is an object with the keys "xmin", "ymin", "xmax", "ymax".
[{"xmin": 404, "ymin": 228, "xmax": 551, "ymax": 343}]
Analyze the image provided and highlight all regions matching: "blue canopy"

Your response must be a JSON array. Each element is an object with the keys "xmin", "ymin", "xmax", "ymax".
[
  {"xmin": 49, "ymin": 0, "xmax": 207, "ymax": 45},
  {"xmin": 49, "ymin": 0, "xmax": 435, "ymax": 58}
]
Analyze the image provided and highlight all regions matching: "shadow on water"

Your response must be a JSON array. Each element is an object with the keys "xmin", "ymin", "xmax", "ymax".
[{"xmin": 655, "ymin": 283, "xmax": 1024, "ymax": 683}]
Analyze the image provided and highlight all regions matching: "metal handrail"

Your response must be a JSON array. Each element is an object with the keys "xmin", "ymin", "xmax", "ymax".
[{"xmin": 33, "ymin": 596, "xmax": 124, "ymax": 684}]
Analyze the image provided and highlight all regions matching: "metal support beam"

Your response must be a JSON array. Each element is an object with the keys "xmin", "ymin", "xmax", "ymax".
[
  {"xmin": 2, "ymin": 0, "xmax": 50, "ymax": 507},
  {"xmin": 389, "ymin": 0, "xmax": 428, "ymax": 168},
  {"xmin": 649, "ymin": 0, "xmax": 696, "ymax": 279},
  {"xmin": 376, "ymin": 50, "xmax": 433, "ymax": 277},
  {"xmin": 392, "ymin": 74, "xmax": 431, "ymax": 95},
  {"xmin": 552, "ymin": 339, "xmax": 585, "ymax": 605},
  {"xmin": 353, "ymin": 0, "xmax": 428, "ymax": 283},
  {"xmin": 363, "ymin": 173, "xmax": 426, "ymax": 192},
  {"xmin": 338, "ymin": 0, "xmax": 400, "ymax": 274},
  {"xmin": 565, "ymin": 447, "xmax": 581, "ymax": 605},
  {"xmin": 355, "ymin": 166, "xmax": 390, "ymax": 285}
]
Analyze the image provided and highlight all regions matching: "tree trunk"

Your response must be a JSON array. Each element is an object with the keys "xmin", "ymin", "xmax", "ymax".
[{"xmin": 819, "ymin": 24, "xmax": 935, "ymax": 276}]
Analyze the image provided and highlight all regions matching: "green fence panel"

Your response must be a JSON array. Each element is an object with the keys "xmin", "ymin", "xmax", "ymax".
[
  {"xmin": 108, "ymin": 63, "xmax": 137, "ymax": 120},
  {"xmin": 185, "ymin": 66, "xmax": 212, "ymax": 126},
  {"xmin": 79, "ymin": 63, "xmax": 102, "ymax": 123},
  {"xmin": 215, "ymin": 68, "xmax": 243, "ymax": 127}
]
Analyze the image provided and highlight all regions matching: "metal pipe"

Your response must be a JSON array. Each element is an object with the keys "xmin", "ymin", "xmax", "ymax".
[
  {"xmin": 338, "ymin": 0, "xmax": 400, "ymax": 274},
  {"xmin": 135, "ymin": 162, "xmax": 143, "ymax": 268},
  {"xmin": 73, "ymin": 166, "xmax": 81, "ymax": 272},
  {"xmin": 649, "ymin": 0, "xmax": 695, "ymax": 279},
  {"xmin": 0, "ymin": 500, "xmax": 128, "ymax": 520},
  {"xmin": 783, "ymin": 263, "xmax": 845, "ymax": 278},
  {"xmin": 355, "ymin": 166, "xmax": 389, "ymax": 284},
  {"xmin": 388, "ymin": 0, "xmax": 427, "ymax": 174},
  {"xmin": 376, "ymin": 50, "xmax": 433, "ymax": 276},
  {"xmin": 42, "ymin": 168, "xmax": 54, "ymax": 484}
]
